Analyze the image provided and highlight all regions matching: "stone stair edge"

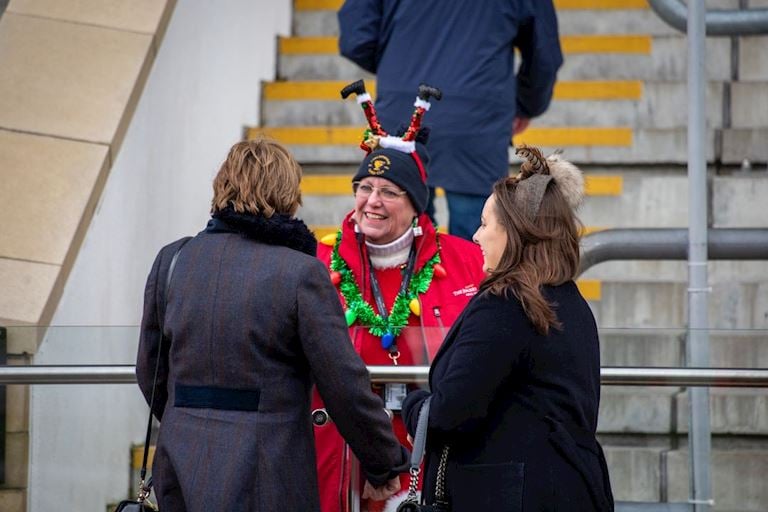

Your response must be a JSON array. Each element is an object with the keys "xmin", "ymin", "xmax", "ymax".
[
  {"xmin": 278, "ymin": 34, "xmax": 654, "ymax": 56},
  {"xmin": 293, "ymin": 0, "xmax": 652, "ymax": 11}
]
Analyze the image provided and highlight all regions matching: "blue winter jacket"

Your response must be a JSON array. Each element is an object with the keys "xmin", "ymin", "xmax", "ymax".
[{"xmin": 339, "ymin": 0, "xmax": 563, "ymax": 196}]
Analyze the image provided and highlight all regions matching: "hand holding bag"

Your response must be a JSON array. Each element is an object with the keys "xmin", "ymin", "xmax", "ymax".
[
  {"xmin": 116, "ymin": 240, "xmax": 189, "ymax": 512},
  {"xmin": 397, "ymin": 398, "xmax": 450, "ymax": 512}
]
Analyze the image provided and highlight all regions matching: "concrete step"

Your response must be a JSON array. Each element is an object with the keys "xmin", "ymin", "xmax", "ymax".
[
  {"xmin": 666, "ymin": 448, "xmax": 768, "ymax": 511},
  {"xmin": 292, "ymin": 5, "xmax": 677, "ymax": 37},
  {"xmin": 255, "ymin": 125, "xmax": 768, "ymax": 165},
  {"xmin": 298, "ymin": 172, "xmax": 622, "ymax": 197},
  {"xmin": 295, "ymin": 170, "xmax": 768, "ymax": 244},
  {"xmin": 740, "ymin": 35, "xmax": 768, "ymax": 81},
  {"xmin": 0, "ymin": 489, "xmax": 25, "ymax": 512},
  {"xmin": 600, "ymin": 387, "xmax": 681, "ymax": 434},
  {"xmin": 601, "ymin": 329, "xmax": 768, "ymax": 368},
  {"xmin": 603, "ymin": 443, "xmax": 768, "ymax": 509},
  {"xmin": 261, "ymin": 79, "xmax": 739, "ymax": 130},
  {"xmin": 598, "ymin": 330, "xmax": 768, "ymax": 435},
  {"xmin": 677, "ymin": 389, "xmax": 768, "ymax": 435},
  {"xmin": 603, "ymin": 445, "xmax": 667, "ymax": 503},
  {"xmin": 297, "ymin": 171, "xmax": 620, "ymax": 236},
  {"xmin": 723, "ymin": 128, "xmax": 768, "ymax": 164},
  {"xmin": 291, "ymin": 0, "xmax": 751, "ymax": 37},
  {"xmin": 590, "ymin": 281, "xmax": 768, "ymax": 329},
  {"xmin": 294, "ymin": 0, "xmax": 655, "ymax": 8},
  {"xmin": 600, "ymin": 386, "xmax": 768, "ymax": 436},
  {"xmin": 261, "ymin": 79, "xmax": 643, "ymax": 125},
  {"xmin": 249, "ymin": 125, "xmax": 722, "ymax": 164},
  {"xmin": 275, "ymin": 35, "xmax": 738, "ymax": 82},
  {"xmin": 600, "ymin": 329, "xmax": 685, "ymax": 367}
]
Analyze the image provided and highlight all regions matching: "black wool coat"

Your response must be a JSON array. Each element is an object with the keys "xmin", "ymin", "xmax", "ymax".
[
  {"xmin": 402, "ymin": 282, "xmax": 614, "ymax": 511},
  {"xmin": 136, "ymin": 210, "xmax": 408, "ymax": 512}
]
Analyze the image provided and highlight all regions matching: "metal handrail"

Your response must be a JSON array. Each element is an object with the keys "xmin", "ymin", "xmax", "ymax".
[
  {"xmin": 649, "ymin": 0, "xmax": 768, "ymax": 35},
  {"xmin": 1, "ymin": 365, "xmax": 767, "ymax": 387},
  {"xmin": 578, "ymin": 228, "xmax": 768, "ymax": 276}
]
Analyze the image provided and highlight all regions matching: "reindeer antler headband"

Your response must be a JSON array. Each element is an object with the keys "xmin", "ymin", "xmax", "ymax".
[
  {"xmin": 512, "ymin": 145, "xmax": 584, "ymax": 220},
  {"xmin": 341, "ymin": 79, "xmax": 442, "ymax": 183}
]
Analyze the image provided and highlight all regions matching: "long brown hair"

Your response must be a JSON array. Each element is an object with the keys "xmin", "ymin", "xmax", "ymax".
[
  {"xmin": 211, "ymin": 137, "xmax": 302, "ymax": 217},
  {"xmin": 482, "ymin": 174, "xmax": 582, "ymax": 335}
]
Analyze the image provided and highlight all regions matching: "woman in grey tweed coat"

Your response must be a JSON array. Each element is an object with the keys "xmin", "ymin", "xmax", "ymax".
[{"xmin": 136, "ymin": 138, "xmax": 408, "ymax": 511}]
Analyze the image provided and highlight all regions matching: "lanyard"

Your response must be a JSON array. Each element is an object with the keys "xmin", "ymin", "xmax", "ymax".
[{"xmin": 367, "ymin": 243, "xmax": 417, "ymax": 357}]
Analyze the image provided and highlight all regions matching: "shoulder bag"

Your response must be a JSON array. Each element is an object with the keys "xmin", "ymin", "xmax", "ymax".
[{"xmin": 397, "ymin": 397, "xmax": 451, "ymax": 512}]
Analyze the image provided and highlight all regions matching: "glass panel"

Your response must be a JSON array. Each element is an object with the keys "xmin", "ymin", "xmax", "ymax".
[{"xmin": 0, "ymin": 326, "xmax": 766, "ymax": 510}]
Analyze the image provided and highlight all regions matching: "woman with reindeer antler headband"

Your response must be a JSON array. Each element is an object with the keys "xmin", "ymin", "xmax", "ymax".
[
  {"xmin": 311, "ymin": 81, "xmax": 486, "ymax": 512},
  {"xmin": 400, "ymin": 146, "xmax": 614, "ymax": 512}
]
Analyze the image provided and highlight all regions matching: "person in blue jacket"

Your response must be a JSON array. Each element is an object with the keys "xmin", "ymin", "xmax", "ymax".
[
  {"xmin": 401, "ymin": 146, "xmax": 614, "ymax": 511},
  {"xmin": 339, "ymin": 0, "xmax": 563, "ymax": 241}
]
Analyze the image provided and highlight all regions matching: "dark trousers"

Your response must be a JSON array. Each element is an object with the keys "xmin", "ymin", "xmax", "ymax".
[{"xmin": 427, "ymin": 187, "xmax": 487, "ymax": 241}]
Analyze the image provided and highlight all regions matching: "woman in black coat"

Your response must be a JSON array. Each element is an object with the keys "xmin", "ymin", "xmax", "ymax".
[{"xmin": 401, "ymin": 146, "xmax": 614, "ymax": 511}]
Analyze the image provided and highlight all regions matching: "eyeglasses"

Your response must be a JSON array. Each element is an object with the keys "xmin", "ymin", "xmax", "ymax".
[{"xmin": 352, "ymin": 181, "xmax": 408, "ymax": 201}]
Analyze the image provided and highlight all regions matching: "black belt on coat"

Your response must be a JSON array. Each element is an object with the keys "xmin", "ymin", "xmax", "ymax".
[{"xmin": 174, "ymin": 383, "xmax": 261, "ymax": 411}]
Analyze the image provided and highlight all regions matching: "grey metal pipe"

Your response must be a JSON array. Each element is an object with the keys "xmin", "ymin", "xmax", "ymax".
[
  {"xmin": 578, "ymin": 228, "xmax": 768, "ymax": 276},
  {"xmin": 0, "ymin": 365, "xmax": 137, "ymax": 384},
  {"xmin": 687, "ymin": 2, "xmax": 713, "ymax": 509},
  {"xmin": 3, "ymin": 365, "xmax": 768, "ymax": 387},
  {"xmin": 649, "ymin": 0, "xmax": 768, "ymax": 35}
]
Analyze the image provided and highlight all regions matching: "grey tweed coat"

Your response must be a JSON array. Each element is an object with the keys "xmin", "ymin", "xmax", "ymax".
[{"xmin": 136, "ymin": 211, "xmax": 408, "ymax": 512}]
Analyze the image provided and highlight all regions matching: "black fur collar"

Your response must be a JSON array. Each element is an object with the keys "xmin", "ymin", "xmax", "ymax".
[{"xmin": 210, "ymin": 207, "xmax": 317, "ymax": 256}]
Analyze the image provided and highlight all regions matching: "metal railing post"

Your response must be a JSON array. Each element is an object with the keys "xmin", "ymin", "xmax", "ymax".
[{"xmin": 687, "ymin": 1, "xmax": 713, "ymax": 510}]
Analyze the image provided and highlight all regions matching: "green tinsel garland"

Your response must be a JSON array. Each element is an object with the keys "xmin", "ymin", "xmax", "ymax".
[{"xmin": 330, "ymin": 229, "xmax": 441, "ymax": 337}]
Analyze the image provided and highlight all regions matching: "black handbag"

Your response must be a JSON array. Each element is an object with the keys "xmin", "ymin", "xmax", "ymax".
[
  {"xmin": 397, "ymin": 398, "xmax": 451, "ymax": 512},
  {"xmin": 116, "ymin": 240, "xmax": 189, "ymax": 512}
]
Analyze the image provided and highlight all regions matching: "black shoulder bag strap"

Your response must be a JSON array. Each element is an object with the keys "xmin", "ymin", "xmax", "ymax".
[
  {"xmin": 397, "ymin": 398, "xmax": 451, "ymax": 512},
  {"xmin": 138, "ymin": 237, "xmax": 191, "ymax": 501}
]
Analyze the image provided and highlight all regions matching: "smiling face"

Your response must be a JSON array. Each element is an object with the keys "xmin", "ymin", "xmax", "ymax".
[
  {"xmin": 473, "ymin": 194, "xmax": 508, "ymax": 273},
  {"xmin": 353, "ymin": 176, "xmax": 416, "ymax": 244}
]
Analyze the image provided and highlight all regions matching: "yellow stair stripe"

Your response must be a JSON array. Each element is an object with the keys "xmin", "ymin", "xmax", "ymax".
[
  {"xmin": 312, "ymin": 225, "xmax": 603, "ymax": 238},
  {"xmin": 303, "ymin": 177, "xmax": 446, "ymax": 197},
  {"xmin": 554, "ymin": 80, "xmax": 642, "ymax": 100},
  {"xmin": 280, "ymin": 36, "xmax": 339, "ymax": 54},
  {"xmin": 311, "ymin": 224, "xmax": 449, "ymax": 238},
  {"xmin": 301, "ymin": 175, "xmax": 622, "ymax": 196},
  {"xmin": 279, "ymin": 35, "xmax": 652, "ymax": 55},
  {"xmin": 560, "ymin": 35, "xmax": 651, "ymax": 54},
  {"xmin": 295, "ymin": 0, "xmax": 648, "ymax": 10},
  {"xmin": 576, "ymin": 279, "xmax": 602, "ymax": 301},
  {"xmin": 251, "ymin": 126, "xmax": 633, "ymax": 147},
  {"xmin": 514, "ymin": 127, "xmax": 633, "ymax": 147},
  {"xmin": 264, "ymin": 80, "xmax": 376, "ymax": 100},
  {"xmin": 581, "ymin": 226, "xmax": 605, "ymax": 236},
  {"xmin": 584, "ymin": 175, "xmax": 623, "ymax": 195},
  {"xmin": 554, "ymin": 0, "xmax": 648, "ymax": 8},
  {"xmin": 132, "ymin": 445, "xmax": 156, "ymax": 470},
  {"xmin": 264, "ymin": 80, "xmax": 642, "ymax": 101}
]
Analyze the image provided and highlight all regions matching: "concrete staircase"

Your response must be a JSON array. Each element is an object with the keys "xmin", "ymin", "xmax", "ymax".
[{"xmin": 247, "ymin": 0, "xmax": 768, "ymax": 509}]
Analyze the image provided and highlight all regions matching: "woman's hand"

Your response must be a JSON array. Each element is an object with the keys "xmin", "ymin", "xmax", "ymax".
[{"xmin": 362, "ymin": 477, "xmax": 401, "ymax": 501}]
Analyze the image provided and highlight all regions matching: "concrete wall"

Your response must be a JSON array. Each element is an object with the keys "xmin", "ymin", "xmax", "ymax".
[{"xmin": 27, "ymin": 1, "xmax": 290, "ymax": 510}]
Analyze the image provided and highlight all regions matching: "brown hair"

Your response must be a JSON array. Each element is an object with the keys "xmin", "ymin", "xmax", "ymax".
[
  {"xmin": 211, "ymin": 137, "xmax": 302, "ymax": 217},
  {"xmin": 482, "ymin": 176, "xmax": 582, "ymax": 335}
]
